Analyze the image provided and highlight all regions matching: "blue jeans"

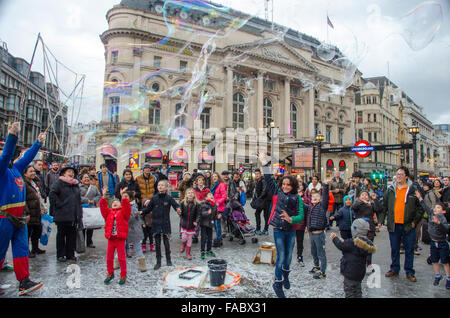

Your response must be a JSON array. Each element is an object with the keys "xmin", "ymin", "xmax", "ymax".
[
  {"xmin": 273, "ymin": 229, "xmax": 296, "ymax": 281},
  {"xmin": 214, "ymin": 212, "xmax": 223, "ymax": 240},
  {"xmin": 389, "ymin": 224, "xmax": 416, "ymax": 275},
  {"xmin": 311, "ymin": 232, "xmax": 327, "ymax": 273}
]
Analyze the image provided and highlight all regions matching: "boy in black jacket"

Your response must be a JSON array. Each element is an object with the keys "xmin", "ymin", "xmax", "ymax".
[
  {"xmin": 305, "ymin": 182, "xmax": 330, "ymax": 279},
  {"xmin": 197, "ymin": 192, "xmax": 219, "ymax": 260},
  {"xmin": 142, "ymin": 180, "xmax": 181, "ymax": 270},
  {"xmin": 331, "ymin": 218, "xmax": 377, "ymax": 298}
]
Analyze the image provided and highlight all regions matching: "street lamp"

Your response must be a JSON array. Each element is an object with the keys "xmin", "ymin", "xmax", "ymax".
[
  {"xmin": 315, "ymin": 133, "xmax": 325, "ymax": 180},
  {"xmin": 408, "ymin": 126, "xmax": 419, "ymax": 181},
  {"xmin": 270, "ymin": 121, "xmax": 276, "ymax": 171}
]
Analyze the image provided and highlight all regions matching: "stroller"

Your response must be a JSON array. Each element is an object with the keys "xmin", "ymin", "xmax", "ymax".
[{"xmin": 224, "ymin": 198, "xmax": 258, "ymax": 245}]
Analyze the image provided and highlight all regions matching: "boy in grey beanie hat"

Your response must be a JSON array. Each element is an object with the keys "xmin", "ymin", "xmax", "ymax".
[{"xmin": 331, "ymin": 218, "xmax": 376, "ymax": 298}]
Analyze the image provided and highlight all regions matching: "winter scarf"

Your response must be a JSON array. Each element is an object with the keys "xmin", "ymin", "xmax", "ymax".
[
  {"xmin": 59, "ymin": 176, "xmax": 79, "ymax": 185},
  {"xmin": 210, "ymin": 181, "xmax": 219, "ymax": 195}
]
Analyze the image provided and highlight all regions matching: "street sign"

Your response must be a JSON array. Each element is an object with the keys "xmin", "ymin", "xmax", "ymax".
[
  {"xmin": 352, "ymin": 140, "xmax": 373, "ymax": 158},
  {"xmin": 321, "ymin": 143, "xmax": 413, "ymax": 154}
]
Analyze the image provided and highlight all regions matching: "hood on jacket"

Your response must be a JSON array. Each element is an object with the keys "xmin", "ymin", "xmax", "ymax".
[
  {"xmin": 351, "ymin": 218, "xmax": 370, "ymax": 239},
  {"xmin": 353, "ymin": 237, "xmax": 377, "ymax": 254},
  {"xmin": 343, "ymin": 195, "xmax": 353, "ymax": 205}
]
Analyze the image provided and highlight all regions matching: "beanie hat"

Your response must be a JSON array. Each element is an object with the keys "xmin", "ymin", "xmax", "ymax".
[
  {"xmin": 351, "ymin": 218, "xmax": 370, "ymax": 239},
  {"xmin": 343, "ymin": 195, "xmax": 353, "ymax": 205}
]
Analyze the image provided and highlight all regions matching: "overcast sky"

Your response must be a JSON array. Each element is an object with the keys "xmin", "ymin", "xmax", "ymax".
[{"xmin": 0, "ymin": 0, "xmax": 449, "ymax": 125}]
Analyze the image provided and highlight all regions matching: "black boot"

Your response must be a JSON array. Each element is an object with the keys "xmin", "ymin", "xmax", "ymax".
[
  {"xmin": 154, "ymin": 258, "xmax": 161, "ymax": 270},
  {"xmin": 166, "ymin": 256, "xmax": 173, "ymax": 266},
  {"xmin": 272, "ymin": 281, "xmax": 285, "ymax": 298},
  {"xmin": 282, "ymin": 268, "xmax": 291, "ymax": 289}
]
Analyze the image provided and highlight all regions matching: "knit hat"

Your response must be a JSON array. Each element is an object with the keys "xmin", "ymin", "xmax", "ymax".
[
  {"xmin": 343, "ymin": 195, "xmax": 353, "ymax": 205},
  {"xmin": 351, "ymin": 218, "xmax": 370, "ymax": 239}
]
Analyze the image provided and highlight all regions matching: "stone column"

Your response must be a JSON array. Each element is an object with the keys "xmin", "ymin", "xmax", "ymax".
[
  {"xmin": 225, "ymin": 66, "xmax": 234, "ymax": 128},
  {"xmin": 307, "ymin": 88, "xmax": 315, "ymax": 138},
  {"xmin": 257, "ymin": 71, "xmax": 265, "ymax": 129},
  {"xmin": 284, "ymin": 77, "xmax": 291, "ymax": 135}
]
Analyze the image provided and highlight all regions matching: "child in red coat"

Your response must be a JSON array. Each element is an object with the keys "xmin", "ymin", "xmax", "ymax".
[{"xmin": 100, "ymin": 187, "xmax": 131, "ymax": 285}]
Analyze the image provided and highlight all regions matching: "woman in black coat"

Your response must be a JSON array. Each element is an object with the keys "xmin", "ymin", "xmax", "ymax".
[
  {"xmin": 23, "ymin": 166, "xmax": 46, "ymax": 258},
  {"xmin": 49, "ymin": 167, "xmax": 83, "ymax": 262},
  {"xmin": 114, "ymin": 169, "xmax": 141, "ymax": 204}
]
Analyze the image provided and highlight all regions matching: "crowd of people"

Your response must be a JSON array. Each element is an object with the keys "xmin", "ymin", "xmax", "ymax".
[{"xmin": 0, "ymin": 123, "xmax": 449, "ymax": 298}]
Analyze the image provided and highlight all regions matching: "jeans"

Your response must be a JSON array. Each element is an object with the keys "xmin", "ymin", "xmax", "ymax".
[
  {"xmin": 201, "ymin": 226, "xmax": 213, "ymax": 252},
  {"xmin": 214, "ymin": 212, "xmax": 223, "ymax": 240},
  {"xmin": 273, "ymin": 229, "xmax": 296, "ymax": 281},
  {"xmin": 389, "ymin": 223, "xmax": 416, "ymax": 275},
  {"xmin": 311, "ymin": 231, "xmax": 327, "ymax": 273}
]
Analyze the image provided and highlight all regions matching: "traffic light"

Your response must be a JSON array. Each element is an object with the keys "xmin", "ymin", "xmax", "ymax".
[
  {"xmin": 372, "ymin": 171, "xmax": 376, "ymax": 179},
  {"xmin": 162, "ymin": 155, "xmax": 168, "ymax": 165}
]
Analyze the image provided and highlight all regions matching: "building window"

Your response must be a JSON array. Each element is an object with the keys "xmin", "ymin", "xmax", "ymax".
[
  {"xmin": 154, "ymin": 56, "xmax": 162, "ymax": 68},
  {"xmin": 290, "ymin": 86, "xmax": 299, "ymax": 97},
  {"xmin": 200, "ymin": 107, "xmax": 210, "ymax": 129},
  {"xmin": 374, "ymin": 132, "xmax": 377, "ymax": 142},
  {"xmin": 180, "ymin": 60, "xmax": 187, "ymax": 72},
  {"xmin": 368, "ymin": 132, "xmax": 372, "ymax": 142},
  {"xmin": 6, "ymin": 94, "xmax": 15, "ymax": 111},
  {"xmin": 358, "ymin": 129, "xmax": 363, "ymax": 140},
  {"xmin": 326, "ymin": 126, "xmax": 332, "ymax": 143},
  {"xmin": 26, "ymin": 106, "xmax": 34, "ymax": 120},
  {"xmin": 340, "ymin": 96, "xmax": 344, "ymax": 105},
  {"xmin": 368, "ymin": 113, "xmax": 371, "ymax": 122},
  {"xmin": 420, "ymin": 144, "xmax": 424, "ymax": 163},
  {"xmin": 263, "ymin": 98, "xmax": 273, "ymax": 127},
  {"xmin": 0, "ymin": 72, "xmax": 6, "ymax": 86},
  {"xmin": 314, "ymin": 89, "xmax": 319, "ymax": 99},
  {"xmin": 0, "ymin": 95, "xmax": 4, "ymax": 109},
  {"xmin": 290, "ymin": 104, "xmax": 298, "ymax": 138},
  {"xmin": 357, "ymin": 111, "xmax": 363, "ymax": 124},
  {"xmin": 149, "ymin": 101, "xmax": 160, "ymax": 125},
  {"xmin": 175, "ymin": 103, "xmax": 186, "ymax": 127},
  {"xmin": 264, "ymin": 79, "xmax": 275, "ymax": 91},
  {"xmin": 232, "ymin": 93, "xmax": 245, "ymax": 129},
  {"xmin": 339, "ymin": 128, "xmax": 344, "ymax": 145},
  {"xmin": 427, "ymin": 147, "xmax": 431, "ymax": 159},
  {"xmin": 109, "ymin": 96, "xmax": 120, "ymax": 123},
  {"xmin": 111, "ymin": 51, "xmax": 118, "ymax": 64},
  {"xmin": 327, "ymin": 112, "xmax": 331, "ymax": 120},
  {"xmin": 151, "ymin": 82, "xmax": 160, "ymax": 92},
  {"xmin": 374, "ymin": 113, "xmax": 377, "ymax": 122}
]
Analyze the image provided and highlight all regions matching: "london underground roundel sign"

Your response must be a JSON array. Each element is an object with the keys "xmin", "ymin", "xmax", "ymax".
[{"xmin": 351, "ymin": 140, "xmax": 374, "ymax": 158}]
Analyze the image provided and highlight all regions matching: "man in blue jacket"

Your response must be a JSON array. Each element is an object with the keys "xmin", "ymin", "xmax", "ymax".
[
  {"xmin": 98, "ymin": 163, "xmax": 117, "ymax": 207},
  {"xmin": 0, "ymin": 122, "xmax": 45, "ymax": 296}
]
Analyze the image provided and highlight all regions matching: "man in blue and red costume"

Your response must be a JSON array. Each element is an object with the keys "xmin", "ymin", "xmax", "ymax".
[{"xmin": 0, "ymin": 122, "xmax": 45, "ymax": 296}]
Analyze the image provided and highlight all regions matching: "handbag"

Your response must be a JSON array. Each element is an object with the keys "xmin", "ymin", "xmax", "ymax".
[
  {"xmin": 76, "ymin": 229, "xmax": 86, "ymax": 253},
  {"xmin": 40, "ymin": 214, "xmax": 54, "ymax": 246},
  {"xmin": 82, "ymin": 207, "xmax": 105, "ymax": 229},
  {"xmin": 239, "ymin": 191, "xmax": 247, "ymax": 206}
]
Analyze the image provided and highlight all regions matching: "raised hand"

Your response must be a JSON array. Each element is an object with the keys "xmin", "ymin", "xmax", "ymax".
[
  {"xmin": 37, "ymin": 132, "xmax": 46, "ymax": 144},
  {"xmin": 415, "ymin": 190, "xmax": 422, "ymax": 201},
  {"xmin": 120, "ymin": 187, "xmax": 128, "ymax": 196},
  {"xmin": 9, "ymin": 122, "xmax": 20, "ymax": 135},
  {"xmin": 280, "ymin": 210, "xmax": 292, "ymax": 223},
  {"xmin": 330, "ymin": 232, "xmax": 337, "ymax": 240}
]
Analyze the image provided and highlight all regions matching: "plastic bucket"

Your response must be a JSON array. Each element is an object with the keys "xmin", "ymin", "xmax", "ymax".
[{"xmin": 207, "ymin": 259, "xmax": 227, "ymax": 287}]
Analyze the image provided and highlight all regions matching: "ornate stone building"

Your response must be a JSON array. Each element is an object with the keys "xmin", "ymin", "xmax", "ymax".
[{"xmin": 96, "ymin": 0, "xmax": 360, "ymax": 177}]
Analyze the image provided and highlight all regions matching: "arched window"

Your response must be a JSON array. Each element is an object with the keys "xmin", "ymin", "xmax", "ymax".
[
  {"xmin": 290, "ymin": 103, "xmax": 298, "ymax": 138},
  {"xmin": 233, "ymin": 93, "xmax": 245, "ymax": 129},
  {"xmin": 263, "ymin": 98, "xmax": 273, "ymax": 127}
]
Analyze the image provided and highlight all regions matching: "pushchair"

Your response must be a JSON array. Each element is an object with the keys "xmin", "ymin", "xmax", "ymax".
[{"xmin": 224, "ymin": 198, "xmax": 258, "ymax": 245}]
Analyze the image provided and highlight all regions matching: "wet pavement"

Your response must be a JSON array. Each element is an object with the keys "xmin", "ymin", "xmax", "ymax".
[{"xmin": 1, "ymin": 203, "xmax": 449, "ymax": 298}]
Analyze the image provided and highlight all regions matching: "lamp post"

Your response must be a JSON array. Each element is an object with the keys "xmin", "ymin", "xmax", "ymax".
[
  {"xmin": 409, "ymin": 126, "xmax": 419, "ymax": 181},
  {"xmin": 270, "ymin": 121, "xmax": 275, "ymax": 170},
  {"xmin": 315, "ymin": 133, "xmax": 325, "ymax": 180}
]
